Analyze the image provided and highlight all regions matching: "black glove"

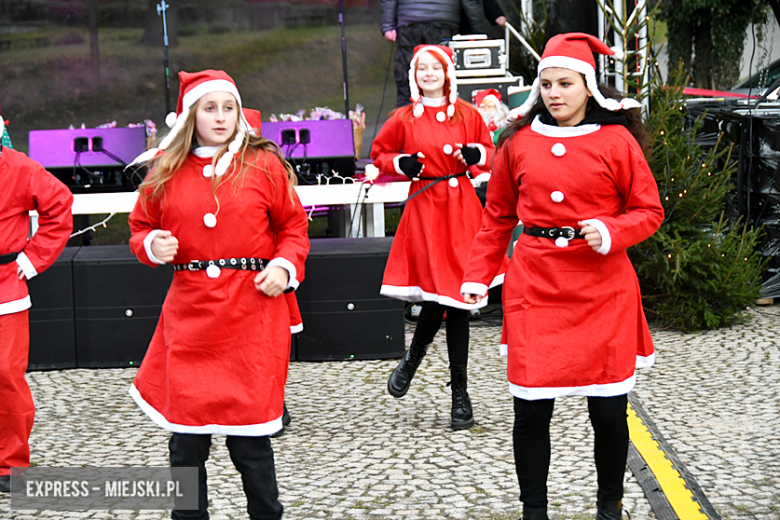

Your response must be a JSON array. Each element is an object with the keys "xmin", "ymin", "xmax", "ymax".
[
  {"xmin": 460, "ymin": 145, "xmax": 481, "ymax": 167},
  {"xmin": 398, "ymin": 153, "xmax": 423, "ymax": 179}
]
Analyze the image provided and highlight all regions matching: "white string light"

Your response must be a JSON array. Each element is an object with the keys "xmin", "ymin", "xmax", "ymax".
[{"xmin": 70, "ymin": 213, "xmax": 117, "ymax": 238}]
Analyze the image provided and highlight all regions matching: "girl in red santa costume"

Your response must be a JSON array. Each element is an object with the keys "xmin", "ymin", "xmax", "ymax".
[
  {"xmin": 462, "ymin": 33, "xmax": 664, "ymax": 520},
  {"xmin": 370, "ymin": 44, "xmax": 502, "ymax": 430},
  {"xmin": 127, "ymin": 70, "xmax": 309, "ymax": 520},
  {"xmin": 0, "ymin": 114, "xmax": 73, "ymax": 494}
]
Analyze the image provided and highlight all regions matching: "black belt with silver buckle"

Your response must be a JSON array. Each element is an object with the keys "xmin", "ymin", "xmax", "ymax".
[
  {"xmin": 0, "ymin": 252, "xmax": 18, "ymax": 264},
  {"xmin": 173, "ymin": 257, "xmax": 270, "ymax": 272},
  {"xmin": 523, "ymin": 226, "xmax": 585, "ymax": 240}
]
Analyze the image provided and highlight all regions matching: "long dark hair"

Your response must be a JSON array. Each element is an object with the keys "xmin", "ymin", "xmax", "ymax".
[{"xmin": 497, "ymin": 82, "xmax": 650, "ymax": 159}]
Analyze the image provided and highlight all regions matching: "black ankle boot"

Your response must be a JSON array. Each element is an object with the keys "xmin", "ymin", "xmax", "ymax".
[
  {"xmin": 447, "ymin": 365, "xmax": 474, "ymax": 430},
  {"xmin": 520, "ymin": 505, "xmax": 550, "ymax": 520},
  {"xmin": 596, "ymin": 498, "xmax": 623, "ymax": 520},
  {"xmin": 520, "ymin": 505, "xmax": 549, "ymax": 520},
  {"xmin": 270, "ymin": 403, "xmax": 291, "ymax": 438},
  {"xmin": 387, "ymin": 340, "xmax": 429, "ymax": 397}
]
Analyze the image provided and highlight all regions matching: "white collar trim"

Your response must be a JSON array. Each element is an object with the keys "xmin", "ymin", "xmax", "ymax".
[
  {"xmin": 193, "ymin": 146, "xmax": 220, "ymax": 158},
  {"xmin": 421, "ymin": 96, "xmax": 446, "ymax": 107},
  {"xmin": 530, "ymin": 115, "xmax": 600, "ymax": 137}
]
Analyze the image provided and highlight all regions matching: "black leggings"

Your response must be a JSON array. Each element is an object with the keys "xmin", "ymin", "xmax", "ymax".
[
  {"xmin": 512, "ymin": 394, "xmax": 629, "ymax": 508},
  {"xmin": 412, "ymin": 301, "xmax": 469, "ymax": 366},
  {"xmin": 169, "ymin": 433, "xmax": 283, "ymax": 520}
]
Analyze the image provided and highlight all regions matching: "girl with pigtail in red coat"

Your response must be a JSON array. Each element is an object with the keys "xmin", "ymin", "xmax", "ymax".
[{"xmin": 371, "ymin": 44, "xmax": 502, "ymax": 430}]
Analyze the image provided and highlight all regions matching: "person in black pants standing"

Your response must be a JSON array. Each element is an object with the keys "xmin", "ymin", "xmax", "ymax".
[{"xmin": 381, "ymin": 0, "xmax": 492, "ymax": 108}]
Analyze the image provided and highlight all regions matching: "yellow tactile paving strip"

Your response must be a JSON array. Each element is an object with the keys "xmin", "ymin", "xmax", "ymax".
[{"xmin": 627, "ymin": 404, "xmax": 709, "ymax": 519}]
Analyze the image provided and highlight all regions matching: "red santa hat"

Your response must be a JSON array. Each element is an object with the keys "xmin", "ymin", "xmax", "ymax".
[
  {"xmin": 128, "ymin": 69, "xmax": 251, "ymax": 177},
  {"xmin": 473, "ymin": 88, "xmax": 502, "ymax": 107},
  {"xmin": 513, "ymin": 32, "xmax": 640, "ymax": 119},
  {"xmin": 242, "ymin": 108, "xmax": 262, "ymax": 135},
  {"xmin": 408, "ymin": 45, "xmax": 458, "ymax": 120}
]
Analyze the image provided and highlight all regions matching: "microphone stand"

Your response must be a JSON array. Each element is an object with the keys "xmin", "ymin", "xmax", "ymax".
[
  {"xmin": 339, "ymin": 0, "xmax": 349, "ymax": 116},
  {"xmin": 157, "ymin": 1, "xmax": 171, "ymax": 115}
]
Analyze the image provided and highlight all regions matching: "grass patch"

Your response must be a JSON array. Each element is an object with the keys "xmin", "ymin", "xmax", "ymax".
[{"xmin": 3, "ymin": 24, "xmax": 393, "ymax": 156}]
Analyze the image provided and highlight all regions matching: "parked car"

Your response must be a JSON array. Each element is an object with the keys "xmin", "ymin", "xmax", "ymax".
[{"xmin": 731, "ymin": 58, "xmax": 780, "ymax": 96}]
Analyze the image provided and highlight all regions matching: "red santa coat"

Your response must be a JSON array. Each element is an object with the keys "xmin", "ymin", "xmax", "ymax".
[
  {"xmin": 0, "ymin": 148, "xmax": 73, "ymax": 314},
  {"xmin": 463, "ymin": 117, "xmax": 663, "ymax": 399},
  {"xmin": 0, "ymin": 147, "xmax": 72, "ymax": 474},
  {"xmin": 371, "ymin": 98, "xmax": 503, "ymax": 310},
  {"xmin": 128, "ymin": 149, "xmax": 309, "ymax": 436}
]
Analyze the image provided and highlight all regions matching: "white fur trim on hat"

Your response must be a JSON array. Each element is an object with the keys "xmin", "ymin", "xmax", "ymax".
[
  {"xmin": 515, "ymin": 57, "xmax": 641, "ymax": 118},
  {"xmin": 182, "ymin": 79, "xmax": 242, "ymax": 113}
]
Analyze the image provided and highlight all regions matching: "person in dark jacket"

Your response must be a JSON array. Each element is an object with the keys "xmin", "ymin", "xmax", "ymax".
[
  {"xmin": 381, "ymin": 0, "xmax": 491, "ymax": 107},
  {"xmin": 460, "ymin": 0, "xmax": 506, "ymax": 37}
]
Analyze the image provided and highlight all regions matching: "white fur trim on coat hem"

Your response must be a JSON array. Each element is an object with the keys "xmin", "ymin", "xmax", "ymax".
[
  {"xmin": 380, "ymin": 284, "xmax": 487, "ymax": 310},
  {"xmin": 636, "ymin": 352, "xmax": 655, "ymax": 368},
  {"xmin": 508, "ymin": 374, "xmax": 636, "ymax": 400},
  {"xmin": 129, "ymin": 384, "xmax": 282, "ymax": 436},
  {"xmin": 0, "ymin": 295, "xmax": 32, "ymax": 316}
]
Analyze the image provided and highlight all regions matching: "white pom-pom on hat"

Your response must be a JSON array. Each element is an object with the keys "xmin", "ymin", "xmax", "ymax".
[{"xmin": 165, "ymin": 112, "xmax": 178, "ymax": 128}]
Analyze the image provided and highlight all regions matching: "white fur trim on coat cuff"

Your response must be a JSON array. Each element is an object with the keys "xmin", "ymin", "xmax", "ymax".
[
  {"xmin": 581, "ymin": 218, "xmax": 611, "ymax": 255},
  {"xmin": 468, "ymin": 143, "xmax": 487, "ymax": 166},
  {"xmin": 472, "ymin": 172, "xmax": 491, "ymax": 186},
  {"xmin": 143, "ymin": 230, "xmax": 167, "ymax": 265},
  {"xmin": 16, "ymin": 252, "xmax": 37, "ymax": 280},
  {"xmin": 499, "ymin": 344, "xmax": 508, "ymax": 357},
  {"xmin": 393, "ymin": 154, "xmax": 411, "ymax": 176},
  {"xmin": 267, "ymin": 258, "xmax": 298, "ymax": 290},
  {"xmin": 460, "ymin": 282, "xmax": 488, "ymax": 297}
]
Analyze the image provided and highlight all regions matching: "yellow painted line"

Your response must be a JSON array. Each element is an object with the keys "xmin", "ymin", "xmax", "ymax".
[{"xmin": 627, "ymin": 404, "xmax": 709, "ymax": 519}]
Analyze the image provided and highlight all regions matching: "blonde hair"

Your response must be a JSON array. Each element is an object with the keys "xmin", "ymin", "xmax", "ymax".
[{"xmin": 139, "ymin": 103, "xmax": 298, "ymax": 210}]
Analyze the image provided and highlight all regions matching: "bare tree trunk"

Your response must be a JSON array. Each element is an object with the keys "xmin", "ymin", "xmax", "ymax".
[{"xmin": 140, "ymin": 0, "xmax": 178, "ymax": 47}]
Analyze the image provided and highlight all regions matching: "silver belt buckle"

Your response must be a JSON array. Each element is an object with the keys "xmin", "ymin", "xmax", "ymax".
[
  {"xmin": 561, "ymin": 226, "xmax": 575, "ymax": 240},
  {"xmin": 187, "ymin": 260, "xmax": 201, "ymax": 271}
]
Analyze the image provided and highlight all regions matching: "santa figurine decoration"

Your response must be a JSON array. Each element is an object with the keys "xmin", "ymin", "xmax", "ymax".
[{"xmin": 473, "ymin": 89, "xmax": 509, "ymax": 142}]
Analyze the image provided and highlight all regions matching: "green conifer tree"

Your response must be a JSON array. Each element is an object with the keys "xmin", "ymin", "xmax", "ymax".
[{"xmin": 629, "ymin": 67, "xmax": 767, "ymax": 331}]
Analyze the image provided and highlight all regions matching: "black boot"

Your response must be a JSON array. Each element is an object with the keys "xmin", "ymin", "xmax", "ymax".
[
  {"xmin": 447, "ymin": 365, "xmax": 474, "ymax": 430},
  {"xmin": 596, "ymin": 498, "xmax": 623, "ymax": 520},
  {"xmin": 270, "ymin": 403, "xmax": 291, "ymax": 438},
  {"xmin": 387, "ymin": 340, "xmax": 429, "ymax": 397},
  {"xmin": 520, "ymin": 505, "xmax": 549, "ymax": 520}
]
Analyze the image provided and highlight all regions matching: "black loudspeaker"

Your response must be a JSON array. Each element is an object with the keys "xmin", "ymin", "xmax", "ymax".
[
  {"xmin": 296, "ymin": 237, "xmax": 405, "ymax": 361},
  {"xmin": 26, "ymin": 247, "xmax": 80, "ymax": 371},
  {"xmin": 73, "ymin": 245, "xmax": 173, "ymax": 368}
]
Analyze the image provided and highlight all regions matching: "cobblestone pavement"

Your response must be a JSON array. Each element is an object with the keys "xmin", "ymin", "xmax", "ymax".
[{"xmin": 1, "ymin": 305, "xmax": 778, "ymax": 520}]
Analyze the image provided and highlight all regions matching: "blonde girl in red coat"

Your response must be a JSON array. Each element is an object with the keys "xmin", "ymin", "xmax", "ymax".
[
  {"xmin": 371, "ymin": 45, "xmax": 500, "ymax": 430},
  {"xmin": 462, "ymin": 34, "xmax": 664, "ymax": 520},
  {"xmin": 127, "ymin": 70, "xmax": 309, "ymax": 520}
]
